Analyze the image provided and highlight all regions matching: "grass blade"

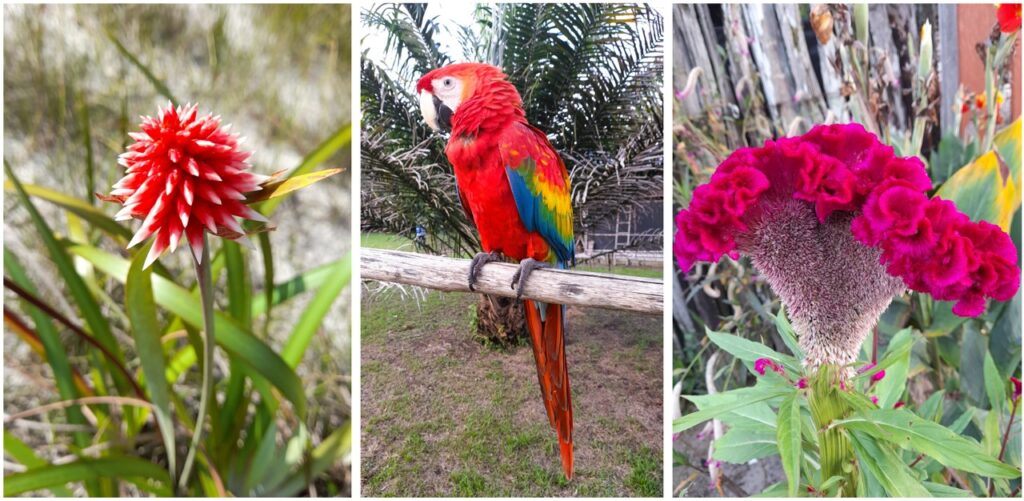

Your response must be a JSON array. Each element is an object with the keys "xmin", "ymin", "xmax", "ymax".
[{"xmin": 126, "ymin": 245, "xmax": 177, "ymax": 483}]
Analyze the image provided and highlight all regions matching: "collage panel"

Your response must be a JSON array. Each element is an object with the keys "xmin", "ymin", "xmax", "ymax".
[
  {"xmin": 3, "ymin": 4, "xmax": 352, "ymax": 496},
  {"xmin": 672, "ymin": 3, "xmax": 1022, "ymax": 498},
  {"xmin": 359, "ymin": 2, "xmax": 666, "ymax": 497}
]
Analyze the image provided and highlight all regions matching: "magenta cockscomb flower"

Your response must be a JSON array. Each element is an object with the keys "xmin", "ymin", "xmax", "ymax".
[
  {"xmin": 675, "ymin": 124, "xmax": 1020, "ymax": 368},
  {"xmin": 104, "ymin": 103, "xmax": 269, "ymax": 268}
]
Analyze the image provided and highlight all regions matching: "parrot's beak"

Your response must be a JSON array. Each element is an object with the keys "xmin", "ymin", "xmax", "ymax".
[{"xmin": 419, "ymin": 89, "xmax": 453, "ymax": 133}]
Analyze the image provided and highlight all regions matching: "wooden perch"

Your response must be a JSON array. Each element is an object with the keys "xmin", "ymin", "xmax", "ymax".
[{"xmin": 361, "ymin": 248, "xmax": 663, "ymax": 315}]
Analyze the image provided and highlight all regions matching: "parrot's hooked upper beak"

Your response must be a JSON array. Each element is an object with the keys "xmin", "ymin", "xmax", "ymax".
[{"xmin": 419, "ymin": 90, "xmax": 454, "ymax": 133}]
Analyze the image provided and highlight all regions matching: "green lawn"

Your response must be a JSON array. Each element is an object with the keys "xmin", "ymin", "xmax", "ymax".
[{"xmin": 360, "ymin": 288, "xmax": 663, "ymax": 497}]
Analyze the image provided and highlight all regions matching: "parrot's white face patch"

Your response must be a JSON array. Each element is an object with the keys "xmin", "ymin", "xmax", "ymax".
[
  {"xmin": 419, "ymin": 90, "xmax": 439, "ymax": 131},
  {"xmin": 431, "ymin": 76, "xmax": 464, "ymax": 113}
]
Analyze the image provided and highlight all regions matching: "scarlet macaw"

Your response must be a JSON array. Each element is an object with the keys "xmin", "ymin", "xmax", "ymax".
[{"xmin": 417, "ymin": 63, "xmax": 576, "ymax": 480}]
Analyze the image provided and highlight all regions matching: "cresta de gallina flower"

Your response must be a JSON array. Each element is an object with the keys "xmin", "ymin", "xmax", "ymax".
[
  {"xmin": 675, "ymin": 123, "xmax": 1020, "ymax": 367},
  {"xmin": 106, "ymin": 103, "xmax": 269, "ymax": 268}
]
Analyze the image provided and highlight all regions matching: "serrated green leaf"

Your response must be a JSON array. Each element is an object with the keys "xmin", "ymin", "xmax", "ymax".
[
  {"xmin": 712, "ymin": 426, "xmax": 777, "ymax": 463},
  {"xmin": 676, "ymin": 385, "xmax": 792, "ymax": 433},
  {"xmin": 849, "ymin": 431, "xmax": 931, "ymax": 497},
  {"xmin": 837, "ymin": 409, "xmax": 1020, "ymax": 478},
  {"xmin": 706, "ymin": 327, "xmax": 800, "ymax": 374}
]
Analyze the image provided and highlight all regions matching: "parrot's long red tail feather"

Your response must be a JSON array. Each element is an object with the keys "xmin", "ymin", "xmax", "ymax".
[{"xmin": 524, "ymin": 299, "xmax": 573, "ymax": 480}]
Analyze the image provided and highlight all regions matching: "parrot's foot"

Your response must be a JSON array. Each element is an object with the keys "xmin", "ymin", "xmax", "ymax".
[
  {"xmin": 511, "ymin": 258, "xmax": 551, "ymax": 300},
  {"xmin": 468, "ymin": 251, "xmax": 501, "ymax": 292}
]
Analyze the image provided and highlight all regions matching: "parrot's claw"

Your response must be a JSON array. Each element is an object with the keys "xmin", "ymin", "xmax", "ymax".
[
  {"xmin": 511, "ymin": 258, "xmax": 551, "ymax": 300},
  {"xmin": 468, "ymin": 251, "xmax": 500, "ymax": 292}
]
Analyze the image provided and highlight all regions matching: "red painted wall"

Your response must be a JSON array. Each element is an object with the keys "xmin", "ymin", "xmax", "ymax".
[{"xmin": 958, "ymin": 4, "xmax": 1022, "ymax": 121}]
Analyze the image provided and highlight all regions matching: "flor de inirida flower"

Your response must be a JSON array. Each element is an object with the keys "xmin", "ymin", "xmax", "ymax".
[
  {"xmin": 675, "ymin": 123, "xmax": 1020, "ymax": 369},
  {"xmin": 102, "ymin": 103, "xmax": 270, "ymax": 268}
]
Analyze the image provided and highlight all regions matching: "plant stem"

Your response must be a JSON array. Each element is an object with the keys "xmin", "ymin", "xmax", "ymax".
[
  {"xmin": 179, "ymin": 235, "xmax": 214, "ymax": 491},
  {"xmin": 990, "ymin": 395, "xmax": 1020, "ymax": 496},
  {"xmin": 809, "ymin": 364, "xmax": 857, "ymax": 496}
]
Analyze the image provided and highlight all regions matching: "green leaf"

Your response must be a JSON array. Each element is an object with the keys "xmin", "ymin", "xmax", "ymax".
[
  {"xmin": 69, "ymin": 244, "xmax": 307, "ymax": 419},
  {"xmin": 994, "ymin": 116, "xmax": 1022, "ymax": 188},
  {"xmin": 874, "ymin": 329, "xmax": 913, "ymax": 409},
  {"xmin": 245, "ymin": 168, "xmax": 344, "ymax": 204},
  {"xmin": 281, "ymin": 253, "xmax": 351, "ymax": 367},
  {"xmin": 752, "ymin": 481, "xmax": 787, "ymax": 497},
  {"xmin": 918, "ymin": 390, "xmax": 946, "ymax": 423},
  {"xmin": 3, "ymin": 457, "xmax": 173, "ymax": 497},
  {"xmin": 772, "ymin": 304, "xmax": 803, "ymax": 360},
  {"xmin": 849, "ymin": 431, "xmax": 931, "ymax": 497},
  {"xmin": 4, "ymin": 162, "xmax": 130, "ymax": 395},
  {"xmin": 126, "ymin": 245, "xmax": 176, "ymax": 482},
  {"xmin": 676, "ymin": 385, "xmax": 792, "ymax": 433},
  {"xmin": 983, "ymin": 350, "xmax": 1006, "ymax": 415},
  {"xmin": 108, "ymin": 34, "xmax": 178, "ymax": 105},
  {"xmin": 2, "ymin": 431, "xmax": 73, "ymax": 496},
  {"xmin": 705, "ymin": 327, "xmax": 800, "ymax": 374},
  {"xmin": 935, "ymin": 116, "xmax": 1021, "ymax": 233},
  {"xmin": 2, "ymin": 181, "xmax": 132, "ymax": 240},
  {"xmin": 712, "ymin": 426, "xmax": 777, "ymax": 463},
  {"xmin": 260, "ymin": 124, "xmax": 351, "ymax": 215},
  {"xmin": 922, "ymin": 481, "xmax": 973, "ymax": 497},
  {"xmin": 250, "ymin": 258, "xmax": 341, "ymax": 315},
  {"xmin": 836, "ymin": 409, "xmax": 1020, "ymax": 478},
  {"xmin": 4, "ymin": 249, "xmax": 90, "ymax": 449},
  {"xmin": 777, "ymin": 392, "xmax": 801, "ymax": 497},
  {"xmin": 266, "ymin": 422, "xmax": 352, "ymax": 496}
]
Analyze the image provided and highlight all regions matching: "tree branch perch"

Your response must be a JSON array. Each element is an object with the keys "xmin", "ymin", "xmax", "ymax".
[{"xmin": 361, "ymin": 249, "xmax": 663, "ymax": 315}]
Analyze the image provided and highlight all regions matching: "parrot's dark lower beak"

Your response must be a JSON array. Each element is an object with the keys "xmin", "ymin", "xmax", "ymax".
[{"xmin": 433, "ymin": 94, "xmax": 453, "ymax": 132}]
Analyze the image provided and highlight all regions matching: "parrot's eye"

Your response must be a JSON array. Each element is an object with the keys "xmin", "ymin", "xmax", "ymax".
[{"xmin": 440, "ymin": 77, "xmax": 455, "ymax": 89}]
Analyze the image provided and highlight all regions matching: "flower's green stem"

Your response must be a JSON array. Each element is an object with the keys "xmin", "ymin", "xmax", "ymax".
[
  {"xmin": 809, "ymin": 364, "xmax": 857, "ymax": 496},
  {"xmin": 179, "ymin": 235, "xmax": 214, "ymax": 492}
]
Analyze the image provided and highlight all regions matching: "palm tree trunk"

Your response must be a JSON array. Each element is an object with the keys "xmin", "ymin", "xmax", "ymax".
[{"xmin": 474, "ymin": 294, "xmax": 526, "ymax": 347}]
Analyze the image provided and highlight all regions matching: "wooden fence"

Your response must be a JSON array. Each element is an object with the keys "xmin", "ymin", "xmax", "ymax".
[
  {"xmin": 361, "ymin": 249, "xmax": 663, "ymax": 315},
  {"xmin": 673, "ymin": 4, "xmax": 964, "ymax": 147}
]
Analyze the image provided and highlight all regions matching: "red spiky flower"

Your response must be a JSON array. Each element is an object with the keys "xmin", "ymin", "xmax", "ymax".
[
  {"xmin": 998, "ymin": 4, "xmax": 1022, "ymax": 33},
  {"xmin": 675, "ymin": 124, "xmax": 1020, "ymax": 367},
  {"xmin": 105, "ymin": 103, "xmax": 269, "ymax": 268}
]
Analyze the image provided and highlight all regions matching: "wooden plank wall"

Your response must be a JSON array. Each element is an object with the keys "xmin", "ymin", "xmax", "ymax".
[{"xmin": 674, "ymin": 4, "xmax": 953, "ymax": 148}]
